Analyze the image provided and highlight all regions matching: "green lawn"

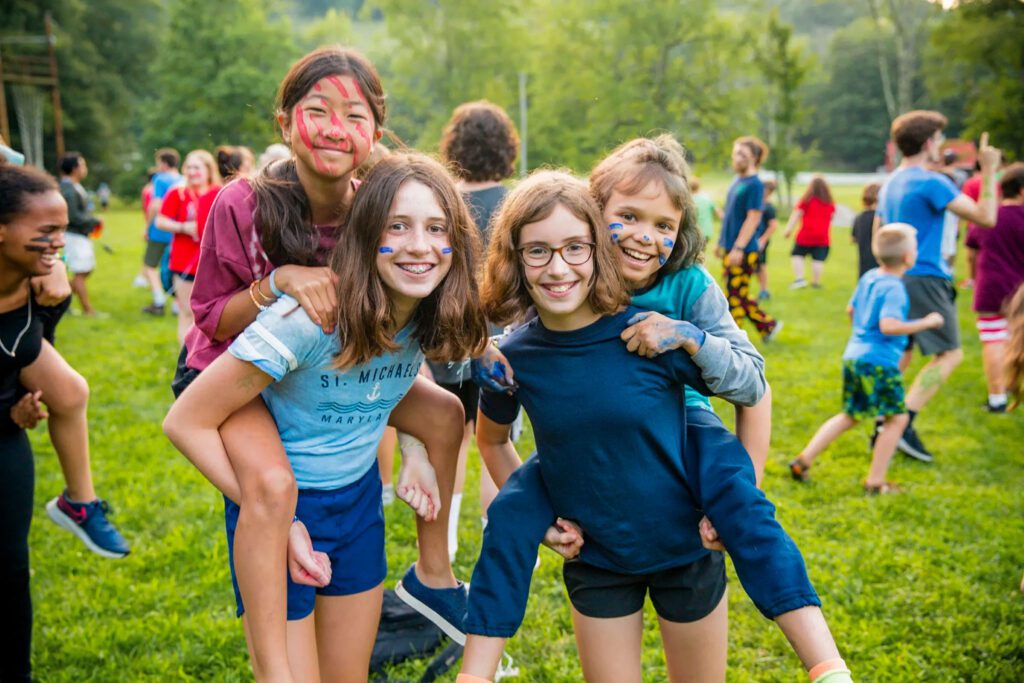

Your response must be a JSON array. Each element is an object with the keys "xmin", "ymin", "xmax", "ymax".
[{"xmin": 29, "ymin": 203, "xmax": 1024, "ymax": 681}]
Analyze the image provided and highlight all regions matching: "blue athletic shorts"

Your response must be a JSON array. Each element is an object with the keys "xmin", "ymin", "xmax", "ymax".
[{"xmin": 224, "ymin": 464, "xmax": 387, "ymax": 620}]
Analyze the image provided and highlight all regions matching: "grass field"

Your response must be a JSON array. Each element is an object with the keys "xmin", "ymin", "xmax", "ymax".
[{"xmin": 27, "ymin": 190, "xmax": 1024, "ymax": 681}]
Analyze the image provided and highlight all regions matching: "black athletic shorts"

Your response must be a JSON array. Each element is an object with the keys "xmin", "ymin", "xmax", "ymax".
[
  {"xmin": 144, "ymin": 240, "xmax": 169, "ymax": 268},
  {"xmin": 171, "ymin": 345, "xmax": 200, "ymax": 399},
  {"xmin": 562, "ymin": 552, "xmax": 727, "ymax": 623},
  {"xmin": 437, "ymin": 379, "xmax": 480, "ymax": 424},
  {"xmin": 791, "ymin": 244, "xmax": 829, "ymax": 261}
]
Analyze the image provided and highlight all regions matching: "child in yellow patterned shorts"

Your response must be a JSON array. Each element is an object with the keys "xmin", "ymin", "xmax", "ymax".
[{"xmin": 788, "ymin": 223, "xmax": 945, "ymax": 493}]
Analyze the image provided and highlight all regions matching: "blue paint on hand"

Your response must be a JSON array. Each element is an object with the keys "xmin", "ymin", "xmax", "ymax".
[
  {"xmin": 442, "ymin": 247, "xmax": 453, "ymax": 254},
  {"xmin": 607, "ymin": 222, "xmax": 623, "ymax": 230},
  {"xmin": 378, "ymin": 246, "xmax": 394, "ymax": 253}
]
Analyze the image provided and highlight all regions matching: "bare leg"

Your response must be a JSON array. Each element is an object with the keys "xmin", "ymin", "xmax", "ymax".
[
  {"xmin": 734, "ymin": 384, "xmax": 772, "ymax": 487},
  {"xmin": 19, "ymin": 341, "xmax": 96, "ymax": 501},
  {"xmin": 222, "ymin": 399, "xmax": 297, "ymax": 682},
  {"xmin": 797, "ymin": 413, "xmax": 858, "ymax": 466},
  {"xmin": 790, "ymin": 255, "xmax": 805, "ymax": 283},
  {"xmin": 70, "ymin": 272, "xmax": 94, "ymax": 315},
  {"xmin": 904, "ymin": 348, "xmax": 964, "ymax": 412},
  {"xmin": 757, "ymin": 263, "xmax": 769, "ymax": 294},
  {"xmin": 659, "ymin": 591, "xmax": 728, "ymax": 683},
  {"xmin": 571, "ymin": 607, "xmax": 643, "ymax": 683},
  {"xmin": 377, "ymin": 427, "xmax": 397, "ymax": 487},
  {"xmin": 774, "ymin": 606, "xmax": 842, "ymax": 672},
  {"xmin": 898, "ymin": 347, "xmax": 913, "ymax": 373},
  {"xmin": 981, "ymin": 340, "xmax": 1007, "ymax": 396},
  {"xmin": 866, "ymin": 413, "xmax": 908, "ymax": 486},
  {"xmin": 143, "ymin": 265, "xmax": 166, "ymax": 307},
  {"xmin": 462, "ymin": 635, "xmax": 508, "ymax": 680},
  {"xmin": 811, "ymin": 259, "xmax": 824, "ymax": 286},
  {"xmin": 388, "ymin": 376, "xmax": 463, "ymax": 587},
  {"xmin": 174, "ymin": 276, "xmax": 195, "ymax": 346},
  {"xmin": 314, "ymin": 585, "xmax": 384, "ymax": 683}
]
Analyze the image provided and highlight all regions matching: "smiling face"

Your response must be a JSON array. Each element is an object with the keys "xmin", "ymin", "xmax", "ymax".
[
  {"xmin": 183, "ymin": 155, "xmax": 211, "ymax": 188},
  {"xmin": 603, "ymin": 180, "xmax": 683, "ymax": 290},
  {"xmin": 282, "ymin": 74, "xmax": 378, "ymax": 180},
  {"xmin": 518, "ymin": 204, "xmax": 600, "ymax": 331},
  {"xmin": 0, "ymin": 190, "xmax": 67, "ymax": 278},
  {"xmin": 376, "ymin": 180, "xmax": 453, "ymax": 323}
]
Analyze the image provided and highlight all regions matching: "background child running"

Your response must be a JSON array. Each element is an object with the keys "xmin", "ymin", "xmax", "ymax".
[
  {"xmin": 460, "ymin": 170, "xmax": 850, "ymax": 683},
  {"xmin": 851, "ymin": 183, "xmax": 881, "ymax": 278},
  {"xmin": 788, "ymin": 223, "xmax": 944, "ymax": 493},
  {"xmin": 756, "ymin": 179, "xmax": 779, "ymax": 300},
  {"xmin": 688, "ymin": 175, "xmax": 721, "ymax": 245},
  {"xmin": 164, "ymin": 152, "xmax": 487, "ymax": 681},
  {"xmin": 784, "ymin": 175, "xmax": 836, "ymax": 289},
  {"xmin": 169, "ymin": 46, "xmax": 469, "ymax": 680}
]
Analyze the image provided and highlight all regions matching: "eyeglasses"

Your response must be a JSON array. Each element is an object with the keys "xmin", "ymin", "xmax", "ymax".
[{"xmin": 517, "ymin": 241, "xmax": 595, "ymax": 267}]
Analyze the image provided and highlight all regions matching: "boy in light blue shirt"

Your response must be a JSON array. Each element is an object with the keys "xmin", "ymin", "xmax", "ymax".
[{"xmin": 788, "ymin": 224, "xmax": 945, "ymax": 493}]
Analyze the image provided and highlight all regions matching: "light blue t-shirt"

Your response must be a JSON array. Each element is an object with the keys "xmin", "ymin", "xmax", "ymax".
[
  {"xmin": 843, "ymin": 269, "xmax": 909, "ymax": 368},
  {"xmin": 229, "ymin": 296, "xmax": 424, "ymax": 490},
  {"xmin": 877, "ymin": 166, "xmax": 959, "ymax": 279},
  {"xmin": 148, "ymin": 171, "xmax": 183, "ymax": 244}
]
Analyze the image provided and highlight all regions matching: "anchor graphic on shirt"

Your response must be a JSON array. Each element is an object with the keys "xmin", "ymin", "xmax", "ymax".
[{"xmin": 366, "ymin": 382, "xmax": 381, "ymax": 401}]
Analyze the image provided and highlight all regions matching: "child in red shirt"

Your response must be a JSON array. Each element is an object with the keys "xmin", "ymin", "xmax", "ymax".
[{"xmin": 785, "ymin": 175, "xmax": 836, "ymax": 289}]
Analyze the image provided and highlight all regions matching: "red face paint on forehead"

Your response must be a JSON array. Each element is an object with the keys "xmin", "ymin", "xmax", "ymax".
[
  {"xmin": 326, "ymin": 75, "xmax": 350, "ymax": 99},
  {"xmin": 313, "ymin": 82, "xmax": 322, "ymax": 92}
]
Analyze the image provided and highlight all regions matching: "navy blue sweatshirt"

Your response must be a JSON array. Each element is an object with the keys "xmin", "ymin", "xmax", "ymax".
[{"xmin": 466, "ymin": 308, "xmax": 819, "ymax": 636}]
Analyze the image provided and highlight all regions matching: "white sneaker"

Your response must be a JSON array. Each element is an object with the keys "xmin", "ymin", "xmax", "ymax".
[
  {"xmin": 789, "ymin": 279, "xmax": 807, "ymax": 290},
  {"xmin": 132, "ymin": 275, "xmax": 147, "ymax": 288}
]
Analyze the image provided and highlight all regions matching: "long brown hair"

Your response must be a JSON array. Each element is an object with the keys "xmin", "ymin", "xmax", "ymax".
[
  {"xmin": 252, "ymin": 46, "xmax": 387, "ymax": 266},
  {"xmin": 480, "ymin": 170, "xmax": 629, "ymax": 326},
  {"xmin": 589, "ymin": 134, "xmax": 703, "ymax": 274},
  {"xmin": 1004, "ymin": 283, "xmax": 1024, "ymax": 410},
  {"xmin": 332, "ymin": 152, "xmax": 487, "ymax": 369},
  {"xmin": 799, "ymin": 175, "xmax": 834, "ymax": 206}
]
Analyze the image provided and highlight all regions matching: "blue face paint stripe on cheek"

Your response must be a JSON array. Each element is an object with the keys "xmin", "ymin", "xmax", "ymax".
[
  {"xmin": 611, "ymin": 232, "xmax": 621, "ymax": 242},
  {"xmin": 378, "ymin": 246, "xmax": 394, "ymax": 253},
  {"xmin": 658, "ymin": 254, "xmax": 667, "ymax": 266},
  {"xmin": 664, "ymin": 238, "xmax": 674, "ymax": 248},
  {"xmin": 608, "ymin": 222, "xmax": 623, "ymax": 230},
  {"xmin": 442, "ymin": 247, "xmax": 452, "ymax": 254}
]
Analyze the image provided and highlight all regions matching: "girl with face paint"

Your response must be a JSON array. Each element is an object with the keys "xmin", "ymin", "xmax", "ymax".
[
  {"xmin": 166, "ymin": 153, "xmax": 486, "ymax": 681},
  {"xmin": 0, "ymin": 164, "xmax": 130, "ymax": 680},
  {"xmin": 170, "ymin": 48, "xmax": 476, "ymax": 681},
  {"xmin": 456, "ymin": 170, "xmax": 849, "ymax": 683}
]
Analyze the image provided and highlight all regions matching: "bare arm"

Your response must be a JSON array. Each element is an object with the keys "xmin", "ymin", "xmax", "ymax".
[
  {"xmin": 734, "ymin": 209, "xmax": 763, "ymax": 249},
  {"xmin": 879, "ymin": 312, "xmax": 943, "ymax": 336},
  {"xmin": 155, "ymin": 214, "xmax": 197, "ymax": 237},
  {"xmin": 783, "ymin": 209, "xmax": 802, "ymax": 239},
  {"xmin": 734, "ymin": 384, "xmax": 771, "ymax": 487},
  {"xmin": 163, "ymin": 353, "xmax": 274, "ymax": 502},
  {"xmin": 760, "ymin": 217, "xmax": 779, "ymax": 245},
  {"xmin": 476, "ymin": 411, "xmax": 520, "ymax": 489},
  {"xmin": 947, "ymin": 134, "xmax": 1001, "ymax": 228},
  {"xmin": 212, "ymin": 266, "xmax": 338, "ymax": 341}
]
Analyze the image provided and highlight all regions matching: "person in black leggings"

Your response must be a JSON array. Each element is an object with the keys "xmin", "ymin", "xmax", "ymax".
[{"xmin": 0, "ymin": 162, "xmax": 70, "ymax": 681}]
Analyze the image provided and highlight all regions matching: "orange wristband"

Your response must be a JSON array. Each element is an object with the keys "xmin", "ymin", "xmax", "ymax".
[
  {"xmin": 456, "ymin": 675, "xmax": 492, "ymax": 683},
  {"xmin": 808, "ymin": 658, "xmax": 847, "ymax": 681}
]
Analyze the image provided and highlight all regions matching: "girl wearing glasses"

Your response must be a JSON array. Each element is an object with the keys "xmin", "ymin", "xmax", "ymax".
[{"xmin": 456, "ymin": 170, "xmax": 851, "ymax": 683}]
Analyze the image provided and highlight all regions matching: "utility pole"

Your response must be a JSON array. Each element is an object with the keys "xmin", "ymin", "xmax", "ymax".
[{"xmin": 518, "ymin": 71, "xmax": 528, "ymax": 177}]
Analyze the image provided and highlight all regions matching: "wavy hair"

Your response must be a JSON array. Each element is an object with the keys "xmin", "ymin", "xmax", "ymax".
[
  {"xmin": 440, "ymin": 101, "xmax": 519, "ymax": 183},
  {"xmin": 799, "ymin": 175, "xmax": 834, "ymax": 206},
  {"xmin": 1004, "ymin": 283, "xmax": 1024, "ymax": 410},
  {"xmin": 331, "ymin": 152, "xmax": 487, "ymax": 369},
  {"xmin": 589, "ymin": 134, "xmax": 703, "ymax": 273},
  {"xmin": 481, "ymin": 170, "xmax": 629, "ymax": 326},
  {"xmin": 253, "ymin": 46, "xmax": 387, "ymax": 266}
]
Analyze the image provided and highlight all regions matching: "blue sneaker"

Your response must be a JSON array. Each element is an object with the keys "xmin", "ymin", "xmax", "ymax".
[
  {"xmin": 46, "ymin": 491, "xmax": 130, "ymax": 559},
  {"xmin": 394, "ymin": 564, "xmax": 467, "ymax": 645}
]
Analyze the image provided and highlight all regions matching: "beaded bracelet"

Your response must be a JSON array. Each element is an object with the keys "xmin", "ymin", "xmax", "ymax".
[{"xmin": 248, "ymin": 280, "xmax": 268, "ymax": 311}]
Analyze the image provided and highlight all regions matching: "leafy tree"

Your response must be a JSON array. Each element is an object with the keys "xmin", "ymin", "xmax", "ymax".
[
  {"xmin": 754, "ymin": 9, "xmax": 814, "ymax": 205},
  {"xmin": 924, "ymin": 0, "xmax": 1024, "ymax": 160},
  {"xmin": 526, "ymin": 0, "xmax": 753, "ymax": 172},
  {"xmin": 864, "ymin": 0, "xmax": 940, "ymax": 118},
  {"xmin": 364, "ymin": 0, "xmax": 529, "ymax": 151},
  {"xmin": 142, "ymin": 0, "xmax": 298, "ymax": 158}
]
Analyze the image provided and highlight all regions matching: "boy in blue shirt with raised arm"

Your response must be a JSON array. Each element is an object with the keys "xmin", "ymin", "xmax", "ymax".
[{"xmin": 789, "ymin": 223, "xmax": 945, "ymax": 493}]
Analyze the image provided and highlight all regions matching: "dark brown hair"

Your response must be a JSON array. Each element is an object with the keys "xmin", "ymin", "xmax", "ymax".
[
  {"xmin": 0, "ymin": 164, "xmax": 59, "ymax": 224},
  {"xmin": 481, "ymin": 170, "xmax": 629, "ymax": 326},
  {"xmin": 589, "ymin": 134, "xmax": 703, "ymax": 273},
  {"xmin": 735, "ymin": 135, "xmax": 769, "ymax": 166},
  {"xmin": 332, "ymin": 152, "xmax": 487, "ymax": 369},
  {"xmin": 253, "ymin": 46, "xmax": 387, "ymax": 266},
  {"xmin": 862, "ymin": 182, "xmax": 881, "ymax": 208},
  {"xmin": 440, "ymin": 101, "xmax": 519, "ymax": 183},
  {"xmin": 155, "ymin": 148, "xmax": 180, "ymax": 168},
  {"xmin": 799, "ymin": 175, "xmax": 834, "ymax": 206},
  {"xmin": 59, "ymin": 152, "xmax": 83, "ymax": 176},
  {"xmin": 1004, "ymin": 283, "xmax": 1024, "ymax": 410},
  {"xmin": 891, "ymin": 110, "xmax": 947, "ymax": 157},
  {"xmin": 216, "ymin": 145, "xmax": 254, "ymax": 180},
  {"xmin": 999, "ymin": 162, "xmax": 1024, "ymax": 199}
]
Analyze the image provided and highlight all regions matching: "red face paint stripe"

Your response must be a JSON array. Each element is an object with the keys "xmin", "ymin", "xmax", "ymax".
[
  {"xmin": 294, "ymin": 104, "xmax": 329, "ymax": 174},
  {"xmin": 326, "ymin": 75, "xmax": 350, "ymax": 99}
]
